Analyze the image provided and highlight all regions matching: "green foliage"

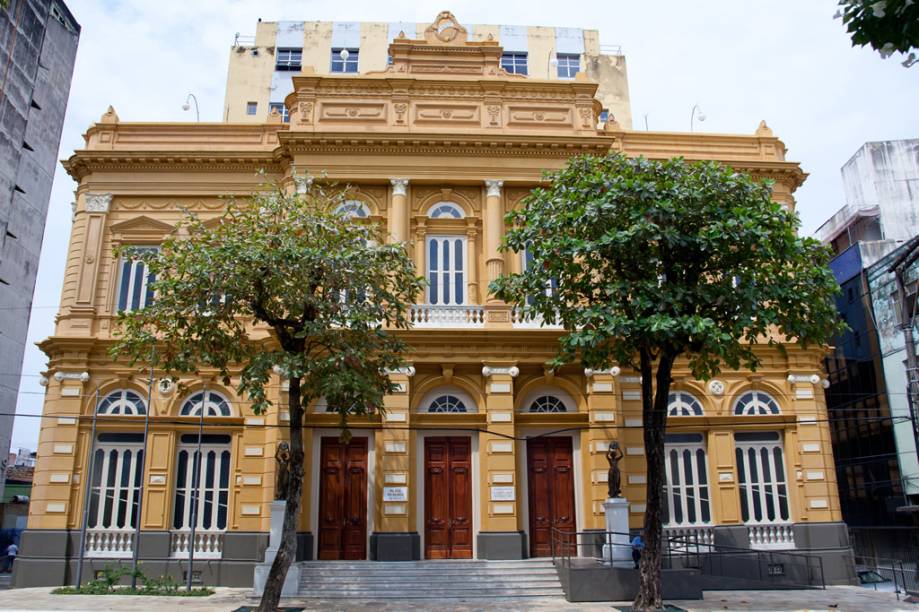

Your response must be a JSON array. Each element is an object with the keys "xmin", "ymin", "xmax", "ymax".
[
  {"xmin": 52, "ymin": 564, "xmax": 213, "ymax": 596},
  {"xmin": 491, "ymin": 153, "xmax": 844, "ymax": 380},
  {"xmin": 111, "ymin": 180, "xmax": 424, "ymax": 427},
  {"xmin": 837, "ymin": 0, "xmax": 919, "ymax": 66}
]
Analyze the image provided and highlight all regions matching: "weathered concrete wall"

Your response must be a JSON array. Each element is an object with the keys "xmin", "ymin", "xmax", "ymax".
[{"xmin": 0, "ymin": 0, "xmax": 79, "ymax": 501}]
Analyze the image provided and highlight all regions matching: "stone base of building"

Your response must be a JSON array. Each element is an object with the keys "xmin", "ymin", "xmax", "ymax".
[
  {"xmin": 12, "ymin": 529, "xmax": 270, "ymax": 588},
  {"xmin": 792, "ymin": 521, "xmax": 857, "ymax": 585},
  {"xmin": 476, "ymin": 531, "xmax": 527, "ymax": 560},
  {"xmin": 370, "ymin": 531, "xmax": 420, "ymax": 560}
]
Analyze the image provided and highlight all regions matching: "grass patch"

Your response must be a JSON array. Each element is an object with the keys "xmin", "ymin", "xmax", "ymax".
[{"xmin": 52, "ymin": 564, "xmax": 214, "ymax": 597}]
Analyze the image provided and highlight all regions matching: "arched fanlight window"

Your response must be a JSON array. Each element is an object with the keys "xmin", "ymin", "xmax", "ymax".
[
  {"xmin": 427, "ymin": 202, "xmax": 464, "ymax": 219},
  {"xmin": 528, "ymin": 395, "xmax": 567, "ymax": 413},
  {"xmin": 428, "ymin": 394, "xmax": 467, "ymax": 413},
  {"xmin": 732, "ymin": 390, "xmax": 781, "ymax": 416},
  {"xmin": 667, "ymin": 392, "xmax": 704, "ymax": 416},
  {"xmin": 97, "ymin": 390, "xmax": 147, "ymax": 415},
  {"xmin": 180, "ymin": 390, "xmax": 232, "ymax": 417},
  {"xmin": 335, "ymin": 200, "xmax": 370, "ymax": 219}
]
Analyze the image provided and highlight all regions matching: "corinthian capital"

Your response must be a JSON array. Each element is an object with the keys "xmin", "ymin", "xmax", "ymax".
[
  {"xmin": 84, "ymin": 193, "xmax": 112, "ymax": 213},
  {"xmin": 390, "ymin": 179, "xmax": 409, "ymax": 197},
  {"xmin": 485, "ymin": 180, "xmax": 504, "ymax": 198}
]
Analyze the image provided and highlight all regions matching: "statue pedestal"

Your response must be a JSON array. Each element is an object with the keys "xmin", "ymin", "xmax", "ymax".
[
  {"xmin": 601, "ymin": 497, "xmax": 633, "ymax": 568},
  {"xmin": 253, "ymin": 500, "xmax": 301, "ymax": 597}
]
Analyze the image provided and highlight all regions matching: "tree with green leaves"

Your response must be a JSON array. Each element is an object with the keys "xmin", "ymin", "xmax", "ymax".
[
  {"xmin": 836, "ymin": 0, "xmax": 919, "ymax": 67},
  {"xmin": 491, "ymin": 154, "xmax": 843, "ymax": 610},
  {"xmin": 112, "ymin": 181, "xmax": 423, "ymax": 612}
]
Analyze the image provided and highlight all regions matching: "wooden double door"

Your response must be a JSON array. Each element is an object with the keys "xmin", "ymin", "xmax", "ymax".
[
  {"xmin": 527, "ymin": 437, "xmax": 577, "ymax": 557},
  {"xmin": 424, "ymin": 437, "xmax": 473, "ymax": 559},
  {"xmin": 317, "ymin": 437, "xmax": 368, "ymax": 560}
]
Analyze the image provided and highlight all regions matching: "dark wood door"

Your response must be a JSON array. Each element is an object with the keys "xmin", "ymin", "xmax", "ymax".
[
  {"xmin": 318, "ymin": 436, "xmax": 368, "ymax": 560},
  {"xmin": 527, "ymin": 437, "xmax": 576, "ymax": 557},
  {"xmin": 424, "ymin": 437, "xmax": 473, "ymax": 559}
]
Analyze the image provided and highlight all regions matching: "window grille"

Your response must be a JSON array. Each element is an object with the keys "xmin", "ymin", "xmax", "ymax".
[
  {"xmin": 501, "ymin": 52, "xmax": 528, "ymax": 75},
  {"xmin": 667, "ymin": 392, "xmax": 704, "ymax": 416},
  {"xmin": 556, "ymin": 53, "xmax": 580, "ymax": 78},
  {"xmin": 427, "ymin": 202, "xmax": 464, "ymax": 219},
  {"xmin": 116, "ymin": 247, "xmax": 158, "ymax": 312},
  {"xmin": 733, "ymin": 391, "xmax": 781, "ymax": 415},
  {"xmin": 330, "ymin": 48, "xmax": 359, "ymax": 73},
  {"xmin": 528, "ymin": 395, "xmax": 567, "ymax": 413},
  {"xmin": 735, "ymin": 432, "xmax": 790, "ymax": 523},
  {"xmin": 663, "ymin": 433, "xmax": 712, "ymax": 526},
  {"xmin": 427, "ymin": 236, "xmax": 466, "ymax": 305},
  {"xmin": 275, "ymin": 48, "xmax": 302, "ymax": 71},
  {"xmin": 428, "ymin": 395, "xmax": 467, "ymax": 413},
  {"xmin": 97, "ymin": 390, "xmax": 147, "ymax": 415},
  {"xmin": 180, "ymin": 391, "xmax": 232, "ymax": 417},
  {"xmin": 335, "ymin": 200, "xmax": 370, "ymax": 218}
]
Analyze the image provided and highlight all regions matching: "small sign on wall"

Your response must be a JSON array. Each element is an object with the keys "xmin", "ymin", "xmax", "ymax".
[
  {"xmin": 383, "ymin": 486, "xmax": 408, "ymax": 502},
  {"xmin": 490, "ymin": 486, "xmax": 515, "ymax": 501}
]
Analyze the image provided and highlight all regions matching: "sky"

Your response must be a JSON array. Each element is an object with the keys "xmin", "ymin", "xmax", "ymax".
[{"xmin": 9, "ymin": 0, "xmax": 919, "ymax": 450}]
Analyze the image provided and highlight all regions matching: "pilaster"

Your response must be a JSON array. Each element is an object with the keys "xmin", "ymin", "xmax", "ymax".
[
  {"xmin": 615, "ymin": 372, "xmax": 647, "ymax": 528},
  {"xmin": 67, "ymin": 193, "xmax": 111, "ymax": 332},
  {"xmin": 379, "ymin": 367, "xmax": 414, "ymax": 533},
  {"xmin": 389, "ymin": 179, "xmax": 409, "ymax": 244},
  {"xmin": 483, "ymin": 180, "xmax": 505, "ymax": 301},
  {"xmin": 787, "ymin": 373, "xmax": 839, "ymax": 522},
  {"xmin": 479, "ymin": 364, "xmax": 518, "ymax": 533},
  {"xmin": 584, "ymin": 369, "xmax": 617, "ymax": 529}
]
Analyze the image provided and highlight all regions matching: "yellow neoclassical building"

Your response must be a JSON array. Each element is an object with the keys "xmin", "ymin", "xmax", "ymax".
[{"xmin": 16, "ymin": 12, "xmax": 852, "ymax": 589}]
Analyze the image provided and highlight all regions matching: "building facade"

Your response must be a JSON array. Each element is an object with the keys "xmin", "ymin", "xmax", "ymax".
[
  {"xmin": 0, "ymin": 0, "xmax": 80, "ymax": 502},
  {"xmin": 15, "ymin": 12, "xmax": 852, "ymax": 588}
]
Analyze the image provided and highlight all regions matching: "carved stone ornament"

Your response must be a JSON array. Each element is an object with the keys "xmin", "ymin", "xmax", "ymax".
[
  {"xmin": 53, "ymin": 371, "xmax": 90, "ymax": 383},
  {"xmin": 708, "ymin": 380, "xmax": 725, "ymax": 396},
  {"xmin": 584, "ymin": 367, "xmax": 621, "ymax": 378},
  {"xmin": 482, "ymin": 365, "xmax": 519, "ymax": 378},
  {"xmin": 384, "ymin": 366, "xmax": 416, "ymax": 377},
  {"xmin": 85, "ymin": 193, "xmax": 112, "ymax": 213},
  {"xmin": 293, "ymin": 175, "xmax": 313, "ymax": 194},
  {"xmin": 485, "ymin": 180, "xmax": 504, "ymax": 198},
  {"xmin": 390, "ymin": 179, "xmax": 409, "ymax": 197},
  {"xmin": 158, "ymin": 379, "xmax": 175, "ymax": 396},
  {"xmin": 787, "ymin": 373, "xmax": 821, "ymax": 385},
  {"xmin": 424, "ymin": 11, "xmax": 468, "ymax": 45}
]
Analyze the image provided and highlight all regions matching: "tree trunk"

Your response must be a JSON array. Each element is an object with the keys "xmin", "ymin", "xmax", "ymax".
[
  {"xmin": 258, "ymin": 376, "xmax": 305, "ymax": 612},
  {"xmin": 633, "ymin": 348, "xmax": 676, "ymax": 611}
]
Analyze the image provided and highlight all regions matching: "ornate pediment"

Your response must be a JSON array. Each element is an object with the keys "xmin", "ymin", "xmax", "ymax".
[
  {"xmin": 423, "ymin": 11, "xmax": 468, "ymax": 46},
  {"xmin": 109, "ymin": 215, "xmax": 175, "ymax": 241}
]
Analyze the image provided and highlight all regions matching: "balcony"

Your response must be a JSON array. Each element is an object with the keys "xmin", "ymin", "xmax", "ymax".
[
  {"xmin": 170, "ymin": 529, "xmax": 224, "ymax": 559},
  {"xmin": 85, "ymin": 528, "xmax": 134, "ymax": 558},
  {"xmin": 511, "ymin": 306, "xmax": 563, "ymax": 330},
  {"xmin": 747, "ymin": 523, "xmax": 795, "ymax": 550},
  {"xmin": 409, "ymin": 304, "xmax": 484, "ymax": 328},
  {"xmin": 664, "ymin": 525, "xmax": 715, "ymax": 550}
]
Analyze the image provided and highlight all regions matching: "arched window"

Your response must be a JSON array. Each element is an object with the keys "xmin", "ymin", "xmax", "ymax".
[
  {"xmin": 335, "ymin": 200, "xmax": 370, "ymax": 219},
  {"xmin": 528, "ymin": 395, "xmax": 567, "ymax": 413},
  {"xmin": 428, "ymin": 395, "xmax": 467, "ymax": 413},
  {"xmin": 97, "ymin": 389, "xmax": 147, "ymax": 415},
  {"xmin": 667, "ymin": 392, "xmax": 704, "ymax": 416},
  {"xmin": 180, "ymin": 390, "xmax": 232, "ymax": 417},
  {"xmin": 427, "ymin": 202, "xmax": 464, "ymax": 219},
  {"xmin": 733, "ymin": 391, "xmax": 781, "ymax": 416}
]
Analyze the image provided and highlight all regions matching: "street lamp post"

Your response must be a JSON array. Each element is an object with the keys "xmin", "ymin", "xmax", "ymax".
[
  {"xmin": 182, "ymin": 93, "xmax": 200, "ymax": 122},
  {"xmin": 690, "ymin": 104, "xmax": 706, "ymax": 132}
]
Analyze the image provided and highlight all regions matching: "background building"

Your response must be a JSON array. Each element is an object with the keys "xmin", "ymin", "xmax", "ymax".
[
  {"xmin": 0, "ymin": 0, "xmax": 80, "ymax": 502},
  {"xmin": 818, "ymin": 139, "xmax": 919, "ymax": 559},
  {"xmin": 224, "ymin": 19, "xmax": 631, "ymax": 129},
  {"xmin": 15, "ymin": 12, "xmax": 851, "ymax": 592}
]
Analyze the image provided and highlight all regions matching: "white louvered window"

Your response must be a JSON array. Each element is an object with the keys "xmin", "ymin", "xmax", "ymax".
[
  {"xmin": 735, "ymin": 432, "xmax": 790, "ymax": 524},
  {"xmin": 426, "ymin": 235, "xmax": 466, "ymax": 305},
  {"xmin": 172, "ymin": 435, "xmax": 232, "ymax": 532},
  {"xmin": 97, "ymin": 390, "xmax": 147, "ymax": 415},
  {"xmin": 733, "ymin": 390, "xmax": 781, "ymax": 415},
  {"xmin": 667, "ymin": 392, "xmax": 704, "ymax": 416},
  {"xmin": 663, "ymin": 433, "xmax": 712, "ymax": 526},
  {"xmin": 87, "ymin": 434, "xmax": 145, "ymax": 533},
  {"xmin": 116, "ymin": 247, "xmax": 158, "ymax": 312}
]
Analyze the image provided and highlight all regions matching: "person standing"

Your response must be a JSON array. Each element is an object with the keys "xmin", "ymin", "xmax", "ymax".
[
  {"xmin": 3, "ymin": 542, "xmax": 18, "ymax": 573},
  {"xmin": 630, "ymin": 533, "xmax": 644, "ymax": 569}
]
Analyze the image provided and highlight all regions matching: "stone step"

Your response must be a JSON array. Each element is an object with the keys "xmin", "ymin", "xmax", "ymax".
[
  {"xmin": 295, "ymin": 589, "xmax": 566, "ymax": 599},
  {"xmin": 298, "ymin": 567, "xmax": 559, "ymax": 576}
]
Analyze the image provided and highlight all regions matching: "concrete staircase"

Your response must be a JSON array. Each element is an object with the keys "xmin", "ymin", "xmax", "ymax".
[{"xmin": 296, "ymin": 558, "xmax": 565, "ymax": 599}]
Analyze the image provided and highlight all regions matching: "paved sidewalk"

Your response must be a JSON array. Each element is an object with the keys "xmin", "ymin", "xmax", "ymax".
[{"xmin": 0, "ymin": 586, "xmax": 913, "ymax": 611}]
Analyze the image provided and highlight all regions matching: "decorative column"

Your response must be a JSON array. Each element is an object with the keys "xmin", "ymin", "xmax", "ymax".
[
  {"xmin": 465, "ymin": 218, "xmax": 479, "ymax": 304},
  {"xmin": 372, "ymin": 366, "xmax": 418, "ymax": 560},
  {"xmin": 483, "ymin": 180, "xmax": 505, "ymax": 297},
  {"xmin": 584, "ymin": 368, "xmax": 619, "ymax": 531},
  {"xmin": 390, "ymin": 179, "xmax": 409, "ymax": 244},
  {"xmin": 705, "ymin": 378, "xmax": 746, "ymax": 548},
  {"xmin": 478, "ymin": 364, "xmax": 524, "ymax": 559},
  {"xmin": 413, "ymin": 219, "xmax": 427, "ymax": 282}
]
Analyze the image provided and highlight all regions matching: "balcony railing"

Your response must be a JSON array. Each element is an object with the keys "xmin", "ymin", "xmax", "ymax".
[
  {"xmin": 664, "ymin": 525, "xmax": 715, "ymax": 550},
  {"xmin": 85, "ymin": 528, "xmax": 134, "ymax": 558},
  {"xmin": 511, "ymin": 306, "xmax": 562, "ymax": 329},
  {"xmin": 170, "ymin": 529, "xmax": 224, "ymax": 559},
  {"xmin": 747, "ymin": 523, "xmax": 796, "ymax": 550},
  {"xmin": 409, "ymin": 304, "xmax": 485, "ymax": 328}
]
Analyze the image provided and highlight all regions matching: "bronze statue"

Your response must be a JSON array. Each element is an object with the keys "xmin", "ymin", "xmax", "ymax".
[
  {"xmin": 606, "ymin": 441, "xmax": 624, "ymax": 498},
  {"xmin": 275, "ymin": 441, "xmax": 291, "ymax": 501}
]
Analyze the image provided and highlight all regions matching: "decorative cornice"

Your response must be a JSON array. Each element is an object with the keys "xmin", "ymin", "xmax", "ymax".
[
  {"xmin": 485, "ymin": 180, "xmax": 504, "ymax": 198},
  {"xmin": 390, "ymin": 179, "xmax": 409, "ymax": 196},
  {"xmin": 84, "ymin": 193, "xmax": 111, "ymax": 213}
]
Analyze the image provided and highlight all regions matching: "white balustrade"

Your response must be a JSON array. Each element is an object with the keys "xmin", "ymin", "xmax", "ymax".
[
  {"xmin": 665, "ymin": 525, "xmax": 714, "ymax": 547},
  {"xmin": 170, "ymin": 530, "xmax": 224, "ymax": 559},
  {"xmin": 85, "ymin": 528, "xmax": 134, "ymax": 558},
  {"xmin": 747, "ymin": 523, "xmax": 796, "ymax": 550},
  {"xmin": 511, "ymin": 307, "xmax": 562, "ymax": 329},
  {"xmin": 410, "ymin": 304, "xmax": 485, "ymax": 328}
]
